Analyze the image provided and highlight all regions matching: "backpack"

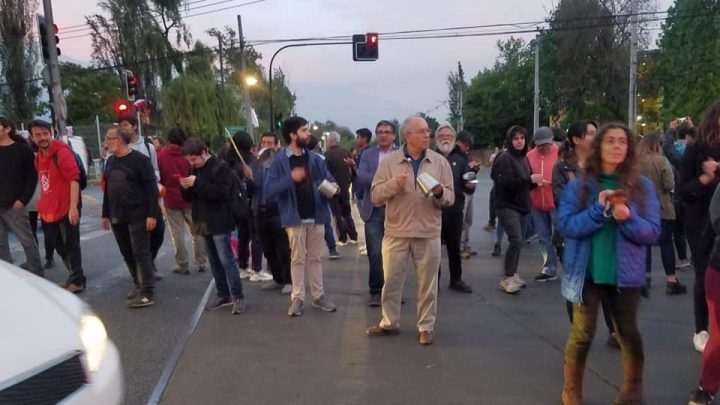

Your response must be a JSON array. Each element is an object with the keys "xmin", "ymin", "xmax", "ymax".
[
  {"xmin": 212, "ymin": 162, "xmax": 250, "ymax": 225},
  {"xmin": 53, "ymin": 142, "xmax": 88, "ymax": 190}
]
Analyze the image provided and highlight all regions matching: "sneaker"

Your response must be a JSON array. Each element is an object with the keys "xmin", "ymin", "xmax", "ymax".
[
  {"xmin": 360, "ymin": 249, "xmax": 367, "ymax": 256},
  {"xmin": 249, "ymin": 272, "xmax": 262, "ymax": 282},
  {"xmin": 348, "ymin": 239, "xmax": 358, "ymax": 245},
  {"xmin": 366, "ymin": 324, "xmax": 400, "ymax": 336},
  {"xmin": 288, "ymin": 298, "xmax": 304, "ymax": 316},
  {"xmin": 368, "ymin": 293, "xmax": 381, "ymax": 307},
  {"xmin": 483, "ymin": 222, "xmax": 496, "ymax": 231},
  {"xmin": 677, "ymin": 259, "xmax": 693, "ymax": 270},
  {"xmin": 524, "ymin": 234, "xmax": 539, "ymax": 245},
  {"xmin": 239, "ymin": 268, "xmax": 253, "ymax": 279},
  {"xmin": 206, "ymin": 297, "xmax": 232, "ymax": 311},
  {"xmin": 491, "ymin": 242, "xmax": 502, "ymax": 257},
  {"xmin": 513, "ymin": 273, "xmax": 527, "ymax": 288},
  {"xmin": 261, "ymin": 282, "xmax": 283, "ymax": 291},
  {"xmin": 128, "ymin": 294, "xmax": 155, "ymax": 308},
  {"xmin": 172, "ymin": 266, "xmax": 189, "ymax": 275},
  {"xmin": 461, "ymin": 250, "xmax": 471, "ymax": 260},
  {"xmin": 127, "ymin": 287, "xmax": 141, "ymax": 301},
  {"xmin": 328, "ymin": 249, "xmax": 341, "ymax": 260},
  {"xmin": 65, "ymin": 283, "xmax": 86, "ymax": 294},
  {"xmin": 281, "ymin": 284, "xmax": 293, "ymax": 295},
  {"xmin": 694, "ymin": 331, "xmax": 710, "ymax": 353},
  {"xmin": 500, "ymin": 277, "xmax": 521, "ymax": 294},
  {"xmin": 256, "ymin": 270, "xmax": 273, "ymax": 281},
  {"xmin": 231, "ymin": 298, "xmax": 245, "ymax": 315},
  {"xmin": 197, "ymin": 265, "xmax": 207, "ymax": 273},
  {"xmin": 312, "ymin": 295, "xmax": 337, "ymax": 312},
  {"xmin": 419, "ymin": 331, "xmax": 434, "ymax": 345},
  {"xmin": 44, "ymin": 258, "xmax": 54, "ymax": 269},
  {"xmin": 534, "ymin": 273, "xmax": 558, "ymax": 282},
  {"xmin": 449, "ymin": 280, "xmax": 473, "ymax": 293},
  {"xmin": 689, "ymin": 388, "xmax": 715, "ymax": 405},
  {"xmin": 336, "ymin": 240, "xmax": 347, "ymax": 247},
  {"xmin": 666, "ymin": 280, "xmax": 688, "ymax": 295}
]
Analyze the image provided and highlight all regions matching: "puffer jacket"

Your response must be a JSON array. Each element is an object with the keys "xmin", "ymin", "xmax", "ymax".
[{"xmin": 557, "ymin": 175, "xmax": 661, "ymax": 303}]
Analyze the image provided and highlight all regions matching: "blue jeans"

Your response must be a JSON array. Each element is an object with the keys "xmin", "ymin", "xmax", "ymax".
[
  {"xmin": 203, "ymin": 234, "xmax": 244, "ymax": 299},
  {"xmin": 531, "ymin": 208, "xmax": 557, "ymax": 276},
  {"xmin": 364, "ymin": 207, "xmax": 385, "ymax": 295},
  {"xmin": 495, "ymin": 222, "xmax": 505, "ymax": 245},
  {"xmin": 324, "ymin": 222, "xmax": 336, "ymax": 250}
]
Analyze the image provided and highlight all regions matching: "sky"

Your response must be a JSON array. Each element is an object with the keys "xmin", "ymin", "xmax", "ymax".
[{"xmin": 52, "ymin": 0, "xmax": 673, "ymax": 131}]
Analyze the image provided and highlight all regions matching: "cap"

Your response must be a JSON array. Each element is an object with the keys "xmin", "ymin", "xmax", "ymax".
[{"xmin": 534, "ymin": 126, "xmax": 553, "ymax": 146}]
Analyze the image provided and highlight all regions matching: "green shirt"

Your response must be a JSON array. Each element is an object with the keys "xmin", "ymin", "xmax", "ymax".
[{"xmin": 588, "ymin": 173, "xmax": 618, "ymax": 285}]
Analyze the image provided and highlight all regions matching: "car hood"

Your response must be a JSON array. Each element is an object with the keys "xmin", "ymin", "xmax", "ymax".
[{"xmin": 0, "ymin": 262, "xmax": 85, "ymax": 381}]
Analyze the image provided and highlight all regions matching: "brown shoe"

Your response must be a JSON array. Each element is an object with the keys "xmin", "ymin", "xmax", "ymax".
[
  {"xmin": 65, "ymin": 283, "xmax": 86, "ymax": 294},
  {"xmin": 366, "ymin": 325, "xmax": 399, "ymax": 336},
  {"xmin": 419, "ymin": 331, "xmax": 434, "ymax": 345}
]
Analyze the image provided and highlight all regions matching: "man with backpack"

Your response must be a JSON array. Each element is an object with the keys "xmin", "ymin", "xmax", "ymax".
[{"xmin": 29, "ymin": 119, "xmax": 86, "ymax": 293}]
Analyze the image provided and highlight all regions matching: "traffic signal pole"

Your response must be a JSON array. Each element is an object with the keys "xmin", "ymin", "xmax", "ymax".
[
  {"xmin": 268, "ymin": 41, "xmax": 350, "ymax": 133},
  {"xmin": 41, "ymin": 0, "xmax": 67, "ymax": 136},
  {"xmin": 237, "ymin": 15, "xmax": 254, "ymax": 141}
]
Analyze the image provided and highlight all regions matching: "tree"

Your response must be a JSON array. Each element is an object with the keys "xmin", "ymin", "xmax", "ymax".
[
  {"xmin": 655, "ymin": 0, "xmax": 720, "ymax": 122},
  {"xmin": 447, "ymin": 62, "xmax": 467, "ymax": 131},
  {"xmin": 0, "ymin": 0, "xmax": 41, "ymax": 122},
  {"xmin": 464, "ymin": 38, "xmax": 536, "ymax": 147},
  {"xmin": 59, "ymin": 63, "xmax": 124, "ymax": 124},
  {"xmin": 418, "ymin": 112, "xmax": 440, "ymax": 137}
]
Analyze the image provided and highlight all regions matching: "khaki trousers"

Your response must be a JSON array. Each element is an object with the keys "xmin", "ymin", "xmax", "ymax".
[
  {"xmin": 286, "ymin": 223, "xmax": 326, "ymax": 302},
  {"xmin": 380, "ymin": 236, "xmax": 440, "ymax": 333},
  {"xmin": 164, "ymin": 207, "xmax": 207, "ymax": 270}
]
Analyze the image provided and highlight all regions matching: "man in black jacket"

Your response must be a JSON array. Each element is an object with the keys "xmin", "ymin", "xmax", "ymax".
[
  {"xmin": 324, "ymin": 131, "xmax": 358, "ymax": 245},
  {"xmin": 435, "ymin": 125, "xmax": 475, "ymax": 293},
  {"xmin": 181, "ymin": 137, "xmax": 245, "ymax": 315},
  {"xmin": 101, "ymin": 126, "xmax": 159, "ymax": 308}
]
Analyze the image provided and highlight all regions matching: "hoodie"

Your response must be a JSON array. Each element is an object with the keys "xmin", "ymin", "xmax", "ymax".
[
  {"xmin": 157, "ymin": 144, "xmax": 192, "ymax": 209},
  {"xmin": 35, "ymin": 140, "xmax": 80, "ymax": 223},
  {"xmin": 490, "ymin": 132, "xmax": 535, "ymax": 214},
  {"xmin": 526, "ymin": 144, "xmax": 559, "ymax": 211}
]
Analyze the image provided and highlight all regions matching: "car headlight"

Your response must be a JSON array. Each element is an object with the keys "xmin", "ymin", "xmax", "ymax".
[{"xmin": 80, "ymin": 311, "xmax": 108, "ymax": 373}]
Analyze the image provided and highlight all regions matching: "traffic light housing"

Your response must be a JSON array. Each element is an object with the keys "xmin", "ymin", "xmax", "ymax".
[
  {"xmin": 274, "ymin": 113, "xmax": 283, "ymax": 130},
  {"xmin": 352, "ymin": 33, "xmax": 378, "ymax": 62},
  {"xmin": 125, "ymin": 70, "xmax": 138, "ymax": 101},
  {"xmin": 37, "ymin": 15, "xmax": 61, "ymax": 62}
]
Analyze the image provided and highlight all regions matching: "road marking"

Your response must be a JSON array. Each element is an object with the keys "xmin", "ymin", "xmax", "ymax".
[{"xmin": 80, "ymin": 229, "xmax": 108, "ymax": 241}]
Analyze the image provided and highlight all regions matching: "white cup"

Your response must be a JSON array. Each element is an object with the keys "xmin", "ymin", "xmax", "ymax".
[{"xmin": 318, "ymin": 180, "xmax": 338, "ymax": 198}]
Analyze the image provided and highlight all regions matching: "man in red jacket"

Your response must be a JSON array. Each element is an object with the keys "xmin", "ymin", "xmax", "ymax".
[
  {"xmin": 29, "ymin": 120, "xmax": 86, "ymax": 293},
  {"xmin": 157, "ymin": 128, "xmax": 207, "ymax": 274}
]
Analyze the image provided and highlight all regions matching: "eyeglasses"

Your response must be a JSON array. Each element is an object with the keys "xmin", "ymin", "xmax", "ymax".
[
  {"xmin": 408, "ymin": 129, "xmax": 431, "ymax": 134},
  {"xmin": 377, "ymin": 130, "xmax": 394, "ymax": 135},
  {"xmin": 105, "ymin": 136, "xmax": 119, "ymax": 141}
]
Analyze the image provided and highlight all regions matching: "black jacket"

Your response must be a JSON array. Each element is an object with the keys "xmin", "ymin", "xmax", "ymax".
[
  {"xmin": 181, "ymin": 156, "xmax": 235, "ymax": 236},
  {"xmin": 678, "ymin": 142, "xmax": 720, "ymax": 232},
  {"xmin": 324, "ymin": 145, "xmax": 353, "ymax": 189},
  {"xmin": 437, "ymin": 146, "xmax": 476, "ymax": 214},
  {"xmin": 491, "ymin": 133, "xmax": 535, "ymax": 215}
]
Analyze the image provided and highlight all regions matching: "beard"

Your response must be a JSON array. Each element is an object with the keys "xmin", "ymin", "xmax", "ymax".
[
  {"xmin": 437, "ymin": 141, "xmax": 454, "ymax": 154},
  {"xmin": 296, "ymin": 136, "xmax": 308, "ymax": 148}
]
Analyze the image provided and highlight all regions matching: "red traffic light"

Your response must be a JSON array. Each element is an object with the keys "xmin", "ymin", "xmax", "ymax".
[
  {"xmin": 114, "ymin": 101, "xmax": 130, "ymax": 113},
  {"xmin": 369, "ymin": 34, "xmax": 377, "ymax": 44},
  {"xmin": 53, "ymin": 24, "xmax": 58, "ymax": 35},
  {"xmin": 128, "ymin": 76, "xmax": 137, "ymax": 86}
]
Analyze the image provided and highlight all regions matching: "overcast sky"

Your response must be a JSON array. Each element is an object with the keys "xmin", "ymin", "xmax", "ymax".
[{"xmin": 53, "ymin": 0, "xmax": 672, "ymax": 131}]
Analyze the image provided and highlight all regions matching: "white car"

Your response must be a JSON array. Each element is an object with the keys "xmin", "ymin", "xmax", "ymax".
[{"xmin": 0, "ymin": 262, "xmax": 123, "ymax": 404}]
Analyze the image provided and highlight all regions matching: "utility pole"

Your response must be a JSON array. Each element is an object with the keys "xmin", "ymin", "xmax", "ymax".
[
  {"xmin": 533, "ymin": 35, "xmax": 540, "ymax": 133},
  {"xmin": 237, "ymin": 15, "xmax": 254, "ymax": 141},
  {"xmin": 457, "ymin": 62, "xmax": 465, "ymax": 132},
  {"xmin": 628, "ymin": 0, "xmax": 639, "ymax": 130},
  {"xmin": 41, "ymin": 0, "xmax": 67, "ymax": 136}
]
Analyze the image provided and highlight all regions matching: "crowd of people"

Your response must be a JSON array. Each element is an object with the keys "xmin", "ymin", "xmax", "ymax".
[{"xmin": 2, "ymin": 101, "xmax": 720, "ymax": 403}]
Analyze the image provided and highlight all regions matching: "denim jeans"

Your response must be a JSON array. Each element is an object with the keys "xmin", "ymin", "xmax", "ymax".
[
  {"xmin": 43, "ymin": 215, "xmax": 85, "ymax": 286},
  {"xmin": 364, "ymin": 207, "xmax": 385, "ymax": 295},
  {"xmin": 496, "ymin": 208, "xmax": 527, "ymax": 277},
  {"xmin": 324, "ymin": 221, "xmax": 336, "ymax": 251},
  {"xmin": 111, "ymin": 220, "xmax": 154, "ymax": 295},
  {"xmin": 203, "ymin": 234, "xmax": 244, "ymax": 299},
  {"xmin": 646, "ymin": 219, "xmax": 676, "ymax": 276},
  {"xmin": 531, "ymin": 208, "xmax": 558, "ymax": 276}
]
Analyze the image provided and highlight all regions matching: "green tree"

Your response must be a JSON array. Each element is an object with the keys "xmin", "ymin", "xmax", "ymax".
[
  {"xmin": 0, "ymin": 0, "xmax": 41, "ymax": 122},
  {"xmin": 447, "ymin": 62, "xmax": 468, "ymax": 131},
  {"xmin": 464, "ymin": 38, "xmax": 536, "ymax": 147},
  {"xmin": 655, "ymin": 0, "xmax": 720, "ymax": 122},
  {"xmin": 418, "ymin": 112, "xmax": 440, "ymax": 137},
  {"xmin": 59, "ymin": 63, "xmax": 124, "ymax": 124}
]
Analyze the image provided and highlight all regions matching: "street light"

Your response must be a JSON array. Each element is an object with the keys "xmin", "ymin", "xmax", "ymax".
[
  {"xmin": 313, "ymin": 125, "xmax": 319, "ymax": 131},
  {"xmin": 245, "ymin": 76, "xmax": 258, "ymax": 87},
  {"xmin": 636, "ymin": 115, "xmax": 642, "ymax": 121}
]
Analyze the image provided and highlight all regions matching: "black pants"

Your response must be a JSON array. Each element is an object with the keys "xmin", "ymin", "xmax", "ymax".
[
  {"xmin": 111, "ymin": 220, "xmax": 155, "ymax": 295},
  {"xmin": 687, "ymin": 223, "xmax": 715, "ymax": 333},
  {"xmin": 150, "ymin": 214, "xmax": 165, "ymax": 262},
  {"xmin": 237, "ymin": 216, "xmax": 263, "ymax": 271},
  {"xmin": 488, "ymin": 187, "xmax": 496, "ymax": 225},
  {"xmin": 646, "ymin": 219, "xmax": 677, "ymax": 276},
  {"xmin": 39, "ymin": 218, "xmax": 57, "ymax": 261},
  {"xmin": 496, "ymin": 208, "xmax": 527, "ymax": 277},
  {"xmin": 43, "ymin": 215, "xmax": 85, "ymax": 286},
  {"xmin": 331, "ymin": 187, "xmax": 358, "ymax": 243},
  {"xmin": 673, "ymin": 203, "xmax": 688, "ymax": 261},
  {"xmin": 256, "ymin": 212, "xmax": 291, "ymax": 285},
  {"xmin": 440, "ymin": 210, "xmax": 464, "ymax": 283},
  {"xmin": 28, "ymin": 211, "xmax": 39, "ymax": 244}
]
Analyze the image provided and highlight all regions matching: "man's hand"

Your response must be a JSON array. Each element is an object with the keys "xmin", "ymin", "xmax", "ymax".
[
  {"xmin": 146, "ymin": 217, "xmax": 157, "ymax": 232},
  {"xmin": 242, "ymin": 164, "xmax": 253, "ymax": 181},
  {"xmin": 531, "ymin": 173, "xmax": 544, "ymax": 185},
  {"xmin": 12, "ymin": 200, "xmax": 24, "ymax": 209},
  {"xmin": 613, "ymin": 204, "xmax": 631, "ymax": 221},
  {"xmin": 343, "ymin": 157, "xmax": 355, "ymax": 167},
  {"xmin": 332, "ymin": 182, "xmax": 341, "ymax": 195},
  {"xmin": 396, "ymin": 167, "xmax": 409, "ymax": 188},
  {"xmin": 702, "ymin": 159, "xmax": 718, "ymax": 177},
  {"xmin": 670, "ymin": 119, "xmax": 680, "ymax": 129},
  {"xmin": 68, "ymin": 206, "xmax": 80, "ymax": 226},
  {"xmin": 468, "ymin": 161, "xmax": 480, "ymax": 171},
  {"xmin": 101, "ymin": 218, "xmax": 110, "ymax": 230},
  {"xmin": 431, "ymin": 184, "xmax": 444, "ymax": 198},
  {"xmin": 465, "ymin": 183, "xmax": 476, "ymax": 190},
  {"xmin": 291, "ymin": 166, "xmax": 306, "ymax": 183},
  {"xmin": 179, "ymin": 175, "xmax": 196, "ymax": 189}
]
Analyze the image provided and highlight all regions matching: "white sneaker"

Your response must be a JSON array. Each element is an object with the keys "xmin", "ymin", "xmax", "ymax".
[
  {"xmin": 249, "ymin": 272, "xmax": 262, "ymax": 282},
  {"xmin": 513, "ymin": 273, "xmax": 527, "ymax": 288},
  {"xmin": 257, "ymin": 270, "xmax": 273, "ymax": 281},
  {"xmin": 239, "ymin": 268, "xmax": 252, "ymax": 279},
  {"xmin": 676, "ymin": 259, "xmax": 693, "ymax": 270},
  {"xmin": 694, "ymin": 331, "xmax": 709, "ymax": 353},
  {"xmin": 348, "ymin": 239, "xmax": 358, "ymax": 245},
  {"xmin": 281, "ymin": 284, "xmax": 292, "ymax": 295},
  {"xmin": 500, "ymin": 277, "xmax": 521, "ymax": 294}
]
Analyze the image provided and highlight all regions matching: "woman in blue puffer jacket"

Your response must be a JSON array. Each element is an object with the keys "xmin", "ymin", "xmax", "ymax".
[{"xmin": 556, "ymin": 123, "xmax": 661, "ymax": 405}]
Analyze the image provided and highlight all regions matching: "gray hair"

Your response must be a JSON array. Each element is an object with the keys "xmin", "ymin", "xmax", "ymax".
[
  {"xmin": 326, "ymin": 131, "xmax": 341, "ymax": 144},
  {"xmin": 399, "ymin": 115, "xmax": 424, "ymax": 138},
  {"xmin": 110, "ymin": 125, "xmax": 133, "ymax": 144},
  {"xmin": 435, "ymin": 124, "xmax": 456, "ymax": 139}
]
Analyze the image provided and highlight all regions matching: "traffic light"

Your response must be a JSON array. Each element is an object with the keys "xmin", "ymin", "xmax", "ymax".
[
  {"xmin": 37, "ymin": 15, "xmax": 61, "ymax": 62},
  {"xmin": 275, "ymin": 113, "xmax": 283, "ymax": 130},
  {"xmin": 114, "ymin": 100, "xmax": 130, "ymax": 114},
  {"xmin": 352, "ymin": 32, "xmax": 379, "ymax": 62},
  {"xmin": 125, "ymin": 70, "xmax": 138, "ymax": 101}
]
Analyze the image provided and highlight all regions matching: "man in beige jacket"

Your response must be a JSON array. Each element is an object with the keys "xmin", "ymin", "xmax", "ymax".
[{"xmin": 365, "ymin": 115, "xmax": 454, "ymax": 345}]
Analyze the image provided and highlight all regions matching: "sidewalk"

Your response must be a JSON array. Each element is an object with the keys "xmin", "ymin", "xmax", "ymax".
[{"xmin": 160, "ymin": 180, "xmax": 701, "ymax": 404}]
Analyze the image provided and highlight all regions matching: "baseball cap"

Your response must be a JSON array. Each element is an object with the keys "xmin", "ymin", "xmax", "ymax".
[{"xmin": 534, "ymin": 126, "xmax": 553, "ymax": 146}]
